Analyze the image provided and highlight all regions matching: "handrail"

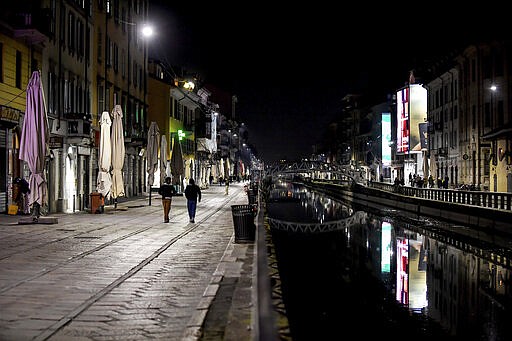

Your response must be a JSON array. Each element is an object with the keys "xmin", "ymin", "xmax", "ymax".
[
  {"xmin": 253, "ymin": 189, "xmax": 280, "ymax": 341},
  {"xmin": 368, "ymin": 181, "xmax": 512, "ymax": 211}
]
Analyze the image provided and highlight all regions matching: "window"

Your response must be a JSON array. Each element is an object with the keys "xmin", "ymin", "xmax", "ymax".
[
  {"xmin": 77, "ymin": 19, "xmax": 84, "ymax": 59},
  {"xmin": 64, "ymin": 79, "xmax": 69, "ymax": 112},
  {"xmin": 113, "ymin": 43, "xmax": 119, "ymax": 72},
  {"xmin": 98, "ymin": 84, "xmax": 104, "ymax": 114},
  {"xmin": 68, "ymin": 12, "xmax": 75, "ymax": 55},
  {"xmin": 472, "ymin": 105, "xmax": 476, "ymax": 130},
  {"xmin": 15, "ymin": 50, "xmax": 22, "ymax": 89},
  {"xmin": 60, "ymin": 7, "xmax": 66, "ymax": 47},
  {"xmin": 495, "ymin": 50, "xmax": 504, "ymax": 76},
  {"xmin": 482, "ymin": 55, "xmax": 491, "ymax": 79},
  {"xmin": 121, "ymin": 49, "xmax": 125, "ymax": 78},
  {"xmin": 48, "ymin": 72, "xmax": 56, "ymax": 114},
  {"xmin": 471, "ymin": 59, "xmax": 476, "ymax": 82},
  {"xmin": 106, "ymin": 36, "xmax": 112, "ymax": 67},
  {"xmin": 484, "ymin": 103, "xmax": 491, "ymax": 128},
  {"xmin": 497, "ymin": 100, "xmax": 504, "ymax": 126},
  {"xmin": 114, "ymin": 0, "xmax": 119, "ymax": 24},
  {"xmin": 0, "ymin": 43, "xmax": 3, "ymax": 83},
  {"xmin": 121, "ymin": 7, "xmax": 126, "ymax": 33},
  {"xmin": 105, "ymin": 86, "xmax": 110, "ymax": 111},
  {"xmin": 133, "ymin": 61, "xmax": 137, "ymax": 87},
  {"xmin": 50, "ymin": 0, "xmax": 56, "ymax": 39},
  {"xmin": 97, "ymin": 29, "xmax": 102, "ymax": 62},
  {"xmin": 69, "ymin": 78, "xmax": 75, "ymax": 113},
  {"xmin": 139, "ymin": 66, "xmax": 142, "ymax": 90}
]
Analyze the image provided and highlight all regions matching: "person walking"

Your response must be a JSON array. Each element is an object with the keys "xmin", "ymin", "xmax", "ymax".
[
  {"xmin": 158, "ymin": 176, "xmax": 176, "ymax": 223},
  {"xmin": 184, "ymin": 178, "xmax": 201, "ymax": 223}
]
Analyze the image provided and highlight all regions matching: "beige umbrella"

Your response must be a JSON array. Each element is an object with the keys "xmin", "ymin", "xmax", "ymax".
[
  {"xmin": 225, "ymin": 158, "xmax": 231, "ymax": 180},
  {"xmin": 110, "ymin": 105, "xmax": 125, "ymax": 199},
  {"xmin": 219, "ymin": 158, "xmax": 224, "ymax": 178},
  {"xmin": 96, "ymin": 111, "xmax": 112, "ymax": 199}
]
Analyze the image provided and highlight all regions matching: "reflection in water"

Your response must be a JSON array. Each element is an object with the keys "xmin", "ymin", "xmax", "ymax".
[
  {"xmin": 268, "ymin": 183, "xmax": 512, "ymax": 340},
  {"xmin": 268, "ymin": 181, "xmax": 352, "ymax": 223}
]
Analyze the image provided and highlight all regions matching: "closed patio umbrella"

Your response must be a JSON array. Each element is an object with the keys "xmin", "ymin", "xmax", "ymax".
[
  {"xmin": 170, "ymin": 135, "xmax": 184, "ymax": 192},
  {"xmin": 146, "ymin": 121, "xmax": 159, "ymax": 205},
  {"xmin": 19, "ymin": 71, "xmax": 49, "ymax": 219},
  {"xmin": 147, "ymin": 121, "xmax": 159, "ymax": 186},
  {"xmin": 110, "ymin": 105, "xmax": 125, "ymax": 200},
  {"xmin": 160, "ymin": 134, "xmax": 168, "ymax": 186},
  {"xmin": 96, "ymin": 111, "xmax": 112, "ymax": 200}
]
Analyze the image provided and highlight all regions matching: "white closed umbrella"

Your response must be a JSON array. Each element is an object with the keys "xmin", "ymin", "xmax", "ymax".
[
  {"xmin": 110, "ymin": 105, "xmax": 125, "ymax": 200},
  {"xmin": 96, "ymin": 111, "xmax": 112, "ymax": 199}
]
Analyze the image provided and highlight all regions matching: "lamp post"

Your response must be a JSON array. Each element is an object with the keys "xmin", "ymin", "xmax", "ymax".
[
  {"xmin": 490, "ymin": 84, "xmax": 498, "ymax": 192},
  {"xmin": 140, "ymin": 24, "xmax": 153, "ymax": 204}
]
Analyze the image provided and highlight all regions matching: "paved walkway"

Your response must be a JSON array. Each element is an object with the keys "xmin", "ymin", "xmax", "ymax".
[{"xmin": 0, "ymin": 182, "xmax": 255, "ymax": 341}]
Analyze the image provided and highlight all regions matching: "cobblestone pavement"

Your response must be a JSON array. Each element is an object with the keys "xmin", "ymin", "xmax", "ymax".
[{"xmin": 0, "ymin": 182, "xmax": 254, "ymax": 341}]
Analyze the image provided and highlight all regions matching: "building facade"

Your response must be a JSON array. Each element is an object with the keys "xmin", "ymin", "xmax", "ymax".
[{"xmin": 0, "ymin": 2, "xmax": 45, "ymax": 213}]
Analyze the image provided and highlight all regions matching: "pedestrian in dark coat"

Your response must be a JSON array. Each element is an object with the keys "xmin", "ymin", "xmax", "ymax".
[
  {"xmin": 184, "ymin": 178, "xmax": 201, "ymax": 223},
  {"xmin": 158, "ymin": 177, "xmax": 176, "ymax": 223}
]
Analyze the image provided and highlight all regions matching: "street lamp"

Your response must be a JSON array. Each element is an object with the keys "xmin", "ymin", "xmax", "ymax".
[
  {"xmin": 142, "ymin": 23, "xmax": 153, "ymax": 128},
  {"xmin": 135, "ymin": 22, "xmax": 153, "ymax": 204}
]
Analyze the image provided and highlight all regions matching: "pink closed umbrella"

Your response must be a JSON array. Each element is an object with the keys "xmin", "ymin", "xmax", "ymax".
[
  {"xmin": 110, "ymin": 105, "xmax": 125, "ymax": 200},
  {"xmin": 19, "ymin": 71, "xmax": 49, "ymax": 218}
]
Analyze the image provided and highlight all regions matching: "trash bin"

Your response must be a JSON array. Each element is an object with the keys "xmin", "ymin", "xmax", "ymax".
[
  {"xmin": 231, "ymin": 204, "xmax": 256, "ymax": 243},
  {"xmin": 90, "ymin": 192, "xmax": 103, "ymax": 214}
]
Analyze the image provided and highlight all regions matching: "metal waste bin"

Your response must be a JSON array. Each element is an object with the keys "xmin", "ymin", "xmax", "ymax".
[{"xmin": 231, "ymin": 204, "xmax": 256, "ymax": 243}]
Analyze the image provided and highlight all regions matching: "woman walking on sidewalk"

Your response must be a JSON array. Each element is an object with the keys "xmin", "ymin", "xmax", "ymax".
[
  {"xmin": 158, "ymin": 177, "xmax": 176, "ymax": 223},
  {"xmin": 184, "ymin": 178, "xmax": 201, "ymax": 223}
]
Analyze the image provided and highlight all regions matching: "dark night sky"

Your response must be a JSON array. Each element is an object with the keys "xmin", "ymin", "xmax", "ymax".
[{"xmin": 148, "ymin": 2, "xmax": 510, "ymax": 163}]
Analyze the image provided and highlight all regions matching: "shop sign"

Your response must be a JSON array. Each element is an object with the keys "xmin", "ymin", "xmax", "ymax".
[
  {"xmin": 0, "ymin": 105, "xmax": 22, "ymax": 124},
  {"xmin": 49, "ymin": 136, "xmax": 63, "ymax": 148}
]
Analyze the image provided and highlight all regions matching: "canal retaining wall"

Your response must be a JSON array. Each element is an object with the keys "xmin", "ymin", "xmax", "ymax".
[{"xmin": 306, "ymin": 181, "xmax": 512, "ymax": 238}]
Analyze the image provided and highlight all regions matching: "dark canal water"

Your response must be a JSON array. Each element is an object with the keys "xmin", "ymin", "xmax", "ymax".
[{"xmin": 266, "ymin": 181, "xmax": 512, "ymax": 341}]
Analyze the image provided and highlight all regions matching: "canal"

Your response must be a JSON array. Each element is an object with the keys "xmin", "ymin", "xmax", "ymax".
[{"xmin": 266, "ymin": 181, "xmax": 512, "ymax": 341}]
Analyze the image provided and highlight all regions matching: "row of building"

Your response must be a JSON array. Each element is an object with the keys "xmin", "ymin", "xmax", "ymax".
[
  {"xmin": 321, "ymin": 39, "xmax": 512, "ymax": 192},
  {"xmin": 0, "ymin": 0, "xmax": 254, "ymax": 214}
]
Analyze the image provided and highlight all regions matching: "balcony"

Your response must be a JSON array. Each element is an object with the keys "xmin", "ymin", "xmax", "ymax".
[
  {"xmin": 2, "ymin": 3, "xmax": 51, "ymax": 45},
  {"xmin": 67, "ymin": 119, "xmax": 91, "ymax": 138}
]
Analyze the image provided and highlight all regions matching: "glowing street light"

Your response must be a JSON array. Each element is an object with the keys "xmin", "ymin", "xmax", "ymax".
[
  {"xmin": 141, "ymin": 24, "xmax": 153, "ymax": 38},
  {"xmin": 183, "ymin": 81, "xmax": 195, "ymax": 91}
]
